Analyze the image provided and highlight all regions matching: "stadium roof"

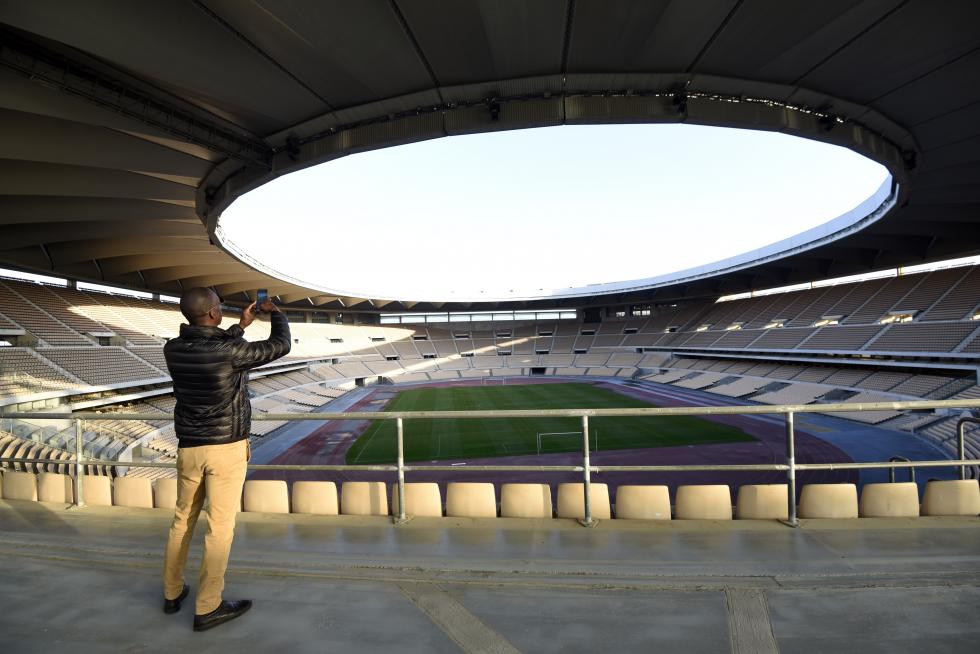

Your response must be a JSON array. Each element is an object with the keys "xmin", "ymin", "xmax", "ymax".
[{"xmin": 1, "ymin": 1, "xmax": 978, "ymax": 312}]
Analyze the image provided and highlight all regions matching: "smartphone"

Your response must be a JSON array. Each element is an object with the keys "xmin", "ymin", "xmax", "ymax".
[{"xmin": 256, "ymin": 289, "xmax": 268, "ymax": 312}]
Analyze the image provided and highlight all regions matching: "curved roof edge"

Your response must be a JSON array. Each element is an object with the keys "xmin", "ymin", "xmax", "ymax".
[
  {"xmin": 203, "ymin": 77, "xmax": 912, "ymax": 309},
  {"xmin": 214, "ymin": 176, "xmax": 896, "ymax": 304}
]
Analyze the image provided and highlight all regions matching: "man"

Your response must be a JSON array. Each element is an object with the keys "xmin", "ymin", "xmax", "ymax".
[{"xmin": 162, "ymin": 287, "xmax": 290, "ymax": 631}]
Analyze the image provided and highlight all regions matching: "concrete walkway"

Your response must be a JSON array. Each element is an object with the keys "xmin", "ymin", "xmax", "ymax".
[{"xmin": 1, "ymin": 500, "xmax": 979, "ymax": 653}]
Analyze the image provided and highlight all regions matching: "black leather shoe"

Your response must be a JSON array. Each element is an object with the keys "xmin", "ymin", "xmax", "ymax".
[
  {"xmin": 193, "ymin": 600, "xmax": 252, "ymax": 632},
  {"xmin": 163, "ymin": 584, "xmax": 189, "ymax": 615}
]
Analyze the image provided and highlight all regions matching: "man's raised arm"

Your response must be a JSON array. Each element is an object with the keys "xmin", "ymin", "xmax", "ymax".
[{"xmin": 232, "ymin": 301, "xmax": 291, "ymax": 370}]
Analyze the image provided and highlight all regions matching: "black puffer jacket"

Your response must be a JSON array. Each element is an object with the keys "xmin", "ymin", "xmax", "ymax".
[{"xmin": 164, "ymin": 312, "xmax": 291, "ymax": 447}]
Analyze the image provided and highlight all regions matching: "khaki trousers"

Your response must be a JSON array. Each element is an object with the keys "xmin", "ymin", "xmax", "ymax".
[{"xmin": 163, "ymin": 439, "xmax": 249, "ymax": 614}]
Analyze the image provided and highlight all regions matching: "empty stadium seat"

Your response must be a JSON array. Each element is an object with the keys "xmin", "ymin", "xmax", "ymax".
[
  {"xmin": 798, "ymin": 484, "xmax": 858, "ymax": 519},
  {"xmin": 82, "ymin": 476, "xmax": 112, "ymax": 506},
  {"xmin": 291, "ymin": 481, "xmax": 339, "ymax": 515},
  {"xmin": 153, "ymin": 478, "xmax": 178, "ymax": 509},
  {"xmin": 445, "ymin": 482, "xmax": 497, "ymax": 518},
  {"xmin": 556, "ymin": 483, "xmax": 611, "ymax": 520},
  {"xmin": 859, "ymin": 482, "xmax": 920, "ymax": 518},
  {"xmin": 500, "ymin": 483, "xmax": 552, "ymax": 518},
  {"xmin": 614, "ymin": 485, "xmax": 671, "ymax": 520},
  {"xmin": 113, "ymin": 477, "xmax": 154, "ymax": 508},
  {"xmin": 675, "ymin": 485, "xmax": 732, "ymax": 520},
  {"xmin": 390, "ymin": 482, "xmax": 442, "ymax": 517},
  {"xmin": 243, "ymin": 480, "xmax": 290, "ymax": 514},
  {"xmin": 37, "ymin": 473, "xmax": 72, "ymax": 503},
  {"xmin": 341, "ymin": 481, "xmax": 388, "ymax": 516},
  {"xmin": 2, "ymin": 470, "xmax": 37, "ymax": 501},
  {"xmin": 921, "ymin": 479, "xmax": 980, "ymax": 516},
  {"xmin": 735, "ymin": 484, "xmax": 789, "ymax": 520}
]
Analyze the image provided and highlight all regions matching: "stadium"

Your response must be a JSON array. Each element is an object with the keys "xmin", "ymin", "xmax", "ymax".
[{"xmin": 1, "ymin": 2, "xmax": 979, "ymax": 651}]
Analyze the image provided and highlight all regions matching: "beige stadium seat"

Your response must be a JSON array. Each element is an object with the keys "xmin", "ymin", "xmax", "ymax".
[
  {"xmin": 500, "ymin": 483, "xmax": 552, "ymax": 518},
  {"xmin": 391, "ymin": 482, "xmax": 443, "ymax": 517},
  {"xmin": 556, "ymin": 483, "xmax": 611, "ymax": 519},
  {"xmin": 859, "ymin": 482, "xmax": 920, "ymax": 518},
  {"xmin": 798, "ymin": 483, "xmax": 858, "ymax": 519},
  {"xmin": 291, "ymin": 481, "xmax": 339, "ymax": 515},
  {"xmin": 153, "ymin": 478, "xmax": 178, "ymax": 509},
  {"xmin": 614, "ymin": 485, "xmax": 671, "ymax": 520},
  {"xmin": 675, "ymin": 485, "xmax": 732, "ymax": 520},
  {"xmin": 2, "ymin": 470, "xmax": 37, "ymax": 501},
  {"xmin": 341, "ymin": 481, "xmax": 389, "ymax": 516},
  {"xmin": 113, "ymin": 477, "xmax": 154, "ymax": 508},
  {"xmin": 735, "ymin": 484, "xmax": 789, "ymax": 520},
  {"xmin": 37, "ymin": 473, "xmax": 73, "ymax": 503},
  {"xmin": 445, "ymin": 482, "xmax": 497, "ymax": 518},
  {"xmin": 243, "ymin": 480, "xmax": 290, "ymax": 514},
  {"xmin": 82, "ymin": 476, "xmax": 112, "ymax": 506},
  {"xmin": 921, "ymin": 479, "xmax": 980, "ymax": 516}
]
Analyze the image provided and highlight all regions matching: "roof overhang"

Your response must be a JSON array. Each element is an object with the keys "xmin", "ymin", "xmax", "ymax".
[{"xmin": 1, "ymin": 2, "xmax": 978, "ymax": 311}]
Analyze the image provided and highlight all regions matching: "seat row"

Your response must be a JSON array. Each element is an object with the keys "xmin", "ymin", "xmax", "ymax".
[{"xmin": 1, "ymin": 472, "xmax": 978, "ymax": 519}]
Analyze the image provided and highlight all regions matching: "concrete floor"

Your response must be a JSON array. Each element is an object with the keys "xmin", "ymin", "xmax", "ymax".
[{"xmin": 1, "ymin": 500, "xmax": 979, "ymax": 653}]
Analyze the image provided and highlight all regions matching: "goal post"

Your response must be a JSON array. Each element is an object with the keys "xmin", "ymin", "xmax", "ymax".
[
  {"xmin": 536, "ymin": 429, "xmax": 599, "ymax": 455},
  {"xmin": 480, "ymin": 377, "xmax": 507, "ymax": 386}
]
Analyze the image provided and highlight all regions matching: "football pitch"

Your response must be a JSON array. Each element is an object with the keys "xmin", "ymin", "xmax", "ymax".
[{"xmin": 345, "ymin": 382, "xmax": 754, "ymax": 464}]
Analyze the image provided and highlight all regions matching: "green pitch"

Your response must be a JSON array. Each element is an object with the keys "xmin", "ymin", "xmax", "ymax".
[{"xmin": 345, "ymin": 382, "xmax": 753, "ymax": 464}]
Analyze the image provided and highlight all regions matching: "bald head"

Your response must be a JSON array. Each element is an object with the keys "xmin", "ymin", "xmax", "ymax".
[{"xmin": 180, "ymin": 287, "xmax": 221, "ymax": 325}]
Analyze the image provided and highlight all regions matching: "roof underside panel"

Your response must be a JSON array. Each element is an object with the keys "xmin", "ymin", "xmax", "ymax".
[{"xmin": 0, "ymin": 1, "xmax": 978, "ymax": 310}]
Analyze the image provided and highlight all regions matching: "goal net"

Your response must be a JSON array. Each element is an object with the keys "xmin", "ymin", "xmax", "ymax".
[
  {"xmin": 536, "ymin": 430, "xmax": 599, "ymax": 455},
  {"xmin": 480, "ymin": 377, "xmax": 507, "ymax": 386}
]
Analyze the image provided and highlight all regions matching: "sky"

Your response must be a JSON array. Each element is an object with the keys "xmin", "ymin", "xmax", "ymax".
[{"xmin": 219, "ymin": 123, "xmax": 890, "ymax": 301}]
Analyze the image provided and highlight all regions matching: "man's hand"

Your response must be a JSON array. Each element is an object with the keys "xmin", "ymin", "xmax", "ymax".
[
  {"xmin": 239, "ymin": 300, "xmax": 280, "ymax": 329},
  {"xmin": 239, "ymin": 302, "xmax": 257, "ymax": 329}
]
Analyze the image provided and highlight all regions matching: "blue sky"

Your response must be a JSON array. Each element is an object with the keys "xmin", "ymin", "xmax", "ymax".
[{"xmin": 220, "ymin": 123, "xmax": 889, "ymax": 300}]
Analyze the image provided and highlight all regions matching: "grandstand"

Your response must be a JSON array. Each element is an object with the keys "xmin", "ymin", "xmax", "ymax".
[
  {"xmin": 3, "ymin": 264, "xmax": 979, "ymax": 480},
  {"xmin": 2, "ymin": 2, "xmax": 980, "ymax": 651}
]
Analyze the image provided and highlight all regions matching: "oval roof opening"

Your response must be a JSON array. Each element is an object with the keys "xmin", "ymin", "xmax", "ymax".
[{"xmin": 219, "ymin": 124, "xmax": 890, "ymax": 302}]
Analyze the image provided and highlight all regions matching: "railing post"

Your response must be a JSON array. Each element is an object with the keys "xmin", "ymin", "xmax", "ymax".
[
  {"xmin": 73, "ymin": 418, "xmax": 85, "ymax": 508},
  {"xmin": 784, "ymin": 412, "xmax": 798, "ymax": 527},
  {"xmin": 394, "ymin": 417, "xmax": 408, "ymax": 525},
  {"xmin": 580, "ymin": 415, "xmax": 596, "ymax": 527},
  {"xmin": 958, "ymin": 420, "xmax": 966, "ymax": 481}
]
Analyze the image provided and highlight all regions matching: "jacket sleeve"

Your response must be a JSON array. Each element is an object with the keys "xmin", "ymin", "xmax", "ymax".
[{"xmin": 231, "ymin": 312, "xmax": 292, "ymax": 371}]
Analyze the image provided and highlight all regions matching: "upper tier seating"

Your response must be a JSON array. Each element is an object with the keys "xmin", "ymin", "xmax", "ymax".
[
  {"xmin": 0, "ymin": 348, "xmax": 78, "ymax": 397},
  {"xmin": 39, "ymin": 347, "xmax": 165, "ymax": 386}
]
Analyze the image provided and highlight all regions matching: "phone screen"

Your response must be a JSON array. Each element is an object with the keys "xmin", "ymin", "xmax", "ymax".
[{"xmin": 256, "ymin": 289, "xmax": 268, "ymax": 305}]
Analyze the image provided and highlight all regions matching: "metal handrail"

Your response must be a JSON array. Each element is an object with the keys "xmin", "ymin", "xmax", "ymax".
[
  {"xmin": 888, "ymin": 456, "xmax": 915, "ymax": 484},
  {"xmin": 957, "ymin": 417, "xmax": 980, "ymax": 481},
  {"xmin": 2, "ymin": 397, "xmax": 978, "ymax": 526},
  {"xmin": 3, "ymin": 396, "xmax": 979, "ymax": 421}
]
